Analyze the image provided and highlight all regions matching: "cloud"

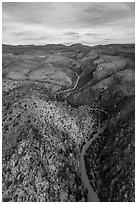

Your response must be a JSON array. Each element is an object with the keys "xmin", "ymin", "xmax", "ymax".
[
  {"xmin": 2, "ymin": 2, "xmax": 135, "ymax": 45},
  {"xmin": 65, "ymin": 32, "xmax": 79, "ymax": 36}
]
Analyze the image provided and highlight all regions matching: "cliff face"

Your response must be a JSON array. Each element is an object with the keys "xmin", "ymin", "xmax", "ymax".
[{"xmin": 2, "ymin": 43, "xmax": 135, "ymax": 201}]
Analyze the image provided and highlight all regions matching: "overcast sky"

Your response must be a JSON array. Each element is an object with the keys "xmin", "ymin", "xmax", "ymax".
[{"xmin": 2, "ymin": 2, "xmax": 135, "ymax": 45}]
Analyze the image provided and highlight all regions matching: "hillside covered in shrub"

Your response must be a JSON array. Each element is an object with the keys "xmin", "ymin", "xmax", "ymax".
[{"xmin": 2, "ymin": 43, "xmax": 135, "ymax": 202}]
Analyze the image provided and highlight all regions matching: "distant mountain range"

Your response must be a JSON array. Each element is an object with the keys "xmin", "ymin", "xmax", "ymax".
[{"xmin": 2, "ymin": 43, "xmax": 135, "ymax": 55}]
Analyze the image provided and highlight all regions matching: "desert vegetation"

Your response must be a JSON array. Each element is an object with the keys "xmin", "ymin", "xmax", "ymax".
[{"xmin": 2, "ymin": 43, "xmax": 135, "ymax": 201}]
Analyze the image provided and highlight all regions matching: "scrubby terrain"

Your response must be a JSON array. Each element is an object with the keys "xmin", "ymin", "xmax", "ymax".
[{"xmin": 2, "ymin": 43, "xmax": 135, "ymax": 202}]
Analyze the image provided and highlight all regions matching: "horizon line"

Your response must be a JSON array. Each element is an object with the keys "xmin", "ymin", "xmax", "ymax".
[{"xmin": 2, "ymin": 42, "xmax": 135, "ymax": 47}]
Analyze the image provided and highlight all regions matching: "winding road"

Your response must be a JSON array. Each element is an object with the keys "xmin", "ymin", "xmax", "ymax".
[
  {"xmin": 55, "ymin": 70, "xmax": 110, "ymax": 202},
  {"xmin": 54, "ymin": 72, "xmax": 79, "ymax": 99}
]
